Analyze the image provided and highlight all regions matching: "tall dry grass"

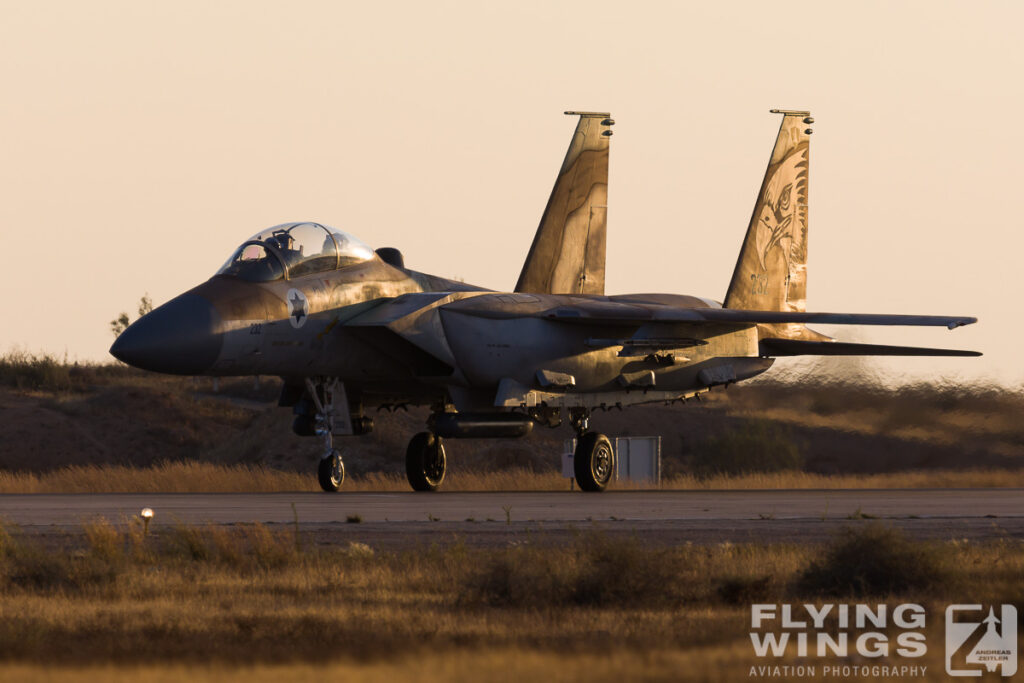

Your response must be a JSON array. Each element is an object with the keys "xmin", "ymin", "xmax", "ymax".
[
  {"xmin": 0, "ymin": 461, "xmax": 1022, "ymax": 493},
  {"xmin": 0, "ymin": 461, "xmax": 313, "ymax": 493},
  {"xmin": 0, "ymin": 350, "xmax": 137, "ymax": 392},
  {"xmin": 0, "ymin": 521, "xmax": 1020, "ymax": 679},
  {"xmin": 0, "ymin": 651, "xmax": 737, "ymax": 683}
]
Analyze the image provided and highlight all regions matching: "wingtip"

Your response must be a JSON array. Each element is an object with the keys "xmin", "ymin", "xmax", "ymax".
[{"xmin": 947, "ymin": 317, "xmax": 979, "ymax": 330}]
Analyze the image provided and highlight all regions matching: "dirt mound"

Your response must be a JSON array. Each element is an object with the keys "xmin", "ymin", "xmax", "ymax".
[
  {"xmin": 1, "ymin": 371, "xmax": 1022, "ymax": 477},
  {"xmin": 0, "ymin": 385, "xmax": 248, "ymax": 471}
]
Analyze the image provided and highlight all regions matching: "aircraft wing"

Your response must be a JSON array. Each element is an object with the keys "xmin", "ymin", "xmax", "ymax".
[
  {"xmin": 343, "ymin": 292, "xmax": 493, "ymax": 378},
  {"xmin": 541, "ymin": 302, "xmax": 977, "ymax": 329},
  {"xmin": 759, "ymin": 339, "xmax": 981, "ymax": 357}
]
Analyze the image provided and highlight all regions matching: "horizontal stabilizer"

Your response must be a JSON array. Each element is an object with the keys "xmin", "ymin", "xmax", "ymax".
[
  {"xmin": 760, "ymin": 339, "xmax": 981, "ymax": 357},
  {"xmin": 696, "ymin": 309, "xmax": 977, "ymax": 329}
]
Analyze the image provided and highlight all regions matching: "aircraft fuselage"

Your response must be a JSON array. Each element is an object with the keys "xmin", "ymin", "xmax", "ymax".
[{"xmin": 113, "ymin": 256, "xmax": 770, "ymax": 413}]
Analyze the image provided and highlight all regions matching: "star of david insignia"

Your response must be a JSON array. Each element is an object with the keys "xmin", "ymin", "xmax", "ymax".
[{"xmin": 289, "ymin": 292, "xmax": 307, "ymax": 324}]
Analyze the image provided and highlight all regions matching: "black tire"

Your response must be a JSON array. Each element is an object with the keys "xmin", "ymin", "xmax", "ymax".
[
  {"xmin": 406, "ymin": 432, "xmax": 446, "ymax": 492},
  {"xmin": 317, "ymin": 450, "xmax": 345, "ymax": 492},
  {"xmin": 574, "ymin": 432, "xmax": 614, "ymax": 492}
]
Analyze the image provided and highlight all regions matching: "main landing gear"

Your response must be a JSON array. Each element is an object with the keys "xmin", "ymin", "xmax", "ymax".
[
  {"xmin": 570, "ymin": 408, "xmax": 614, "ymax": 492},
  {"xmin": 406, "ymin": 431, "xmax": 447, "ymax": 492}
]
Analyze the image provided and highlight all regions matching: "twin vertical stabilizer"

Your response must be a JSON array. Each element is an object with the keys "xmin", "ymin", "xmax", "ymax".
[
  {"xmin": 725, "ymin": 110, "xmax": 812, "ymax": 314},
  {"xmin": 515, "ymin": 112, "xmax": 613, "ymax": 295}
]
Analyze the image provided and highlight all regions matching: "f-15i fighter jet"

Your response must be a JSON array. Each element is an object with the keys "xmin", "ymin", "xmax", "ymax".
[{"xmin": 111, "ymin": 110, "xmax": 979, "ymax": 492}]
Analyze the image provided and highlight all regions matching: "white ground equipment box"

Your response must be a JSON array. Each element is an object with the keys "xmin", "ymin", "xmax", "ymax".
[{"xmin": 562, "ymin": 436, "xmax": 662, "ymax": 485}]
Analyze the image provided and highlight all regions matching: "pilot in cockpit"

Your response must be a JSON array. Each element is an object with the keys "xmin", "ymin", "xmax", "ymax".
[
  {"xmin": 321, "ymin": 233, "xmax": 336, "ymax": 257},
  {"xmin": 267, "ymin": 231, "xmax": 293, "ymax": 254},
  {"xmin": 219, "ymin": 223, "xmax": 373, "ymax": 282}
]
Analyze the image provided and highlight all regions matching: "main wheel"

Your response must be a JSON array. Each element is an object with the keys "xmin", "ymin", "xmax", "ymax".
[
  {"xmin": 574, "ymin": 432, "xmax": 614, "ymax": 492},
  {"xmin": 406, "ymin": 432, "xmax": 446, "ymax": 492},
  {"xmin": 318, "ymin": 449, "xmax": 345, "ymax": 492}
]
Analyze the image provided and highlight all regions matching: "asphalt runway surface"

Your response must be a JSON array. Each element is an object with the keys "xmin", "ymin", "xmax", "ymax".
[{"xmin": 2, "ymin": 490, "xmax": 1021, "ymax": 547}]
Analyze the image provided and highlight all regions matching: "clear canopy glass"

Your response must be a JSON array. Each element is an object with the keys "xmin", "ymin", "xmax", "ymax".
[{"xmin": 217, "ymin": 223, "xmax": 375, "ymax": 281}]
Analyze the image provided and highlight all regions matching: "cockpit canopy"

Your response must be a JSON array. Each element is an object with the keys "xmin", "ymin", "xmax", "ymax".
[{"xmin": 217, "ymin": 223, "xmax": 375, "ymax": 282}]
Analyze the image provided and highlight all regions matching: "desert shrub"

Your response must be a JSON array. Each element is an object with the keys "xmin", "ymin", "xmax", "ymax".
[
  {"xmin": 798, "ymin": 523, "xmax": 949, "ymax": 597},
  {"xmin": 166, "ymin": 524, "xmax": 212, "ymax": 562},
  {"xmin": 466, "ymin": 546, "xmax": 575, "ymax": 607},
  {"xmin": 0, "ymin": 350, "xmax": 136, "ymax": 392},
  {"xmin": 0, "ymin": 535, "xmax": 122, "ymax": 592},
  {"xmin": 243, "ymin": 523, "xmax": 296, "ymax": 570},
  {"xmin": 571, "ymin": 534, "xmax": 684, "ymax": 606},
  {"xmin": 716, "ymin": 574, "xmax": 773, "ymax": 605},
  {"xmin": 1, "ymin": 543, "xmax": 75, "ymax": 591},
  {"xmin": 692, "ymin": 419, "xmax": 803, "ymax": 476},
  {"xmin": 0, "ymin": 350, "xmax": 73, "ymax": 391},
  {"xmin": 163, "ymin": 523, "xmax": 296, "ymax": 570},
  {"xmin": 82, "ymin": 518, "xmax": 124, "ymax": 565},
  {"xmin": 464, "ymin": 534, "xmax": 687, "ymax": 608}
]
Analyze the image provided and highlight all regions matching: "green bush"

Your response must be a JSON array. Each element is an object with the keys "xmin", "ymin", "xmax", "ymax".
[
  {"xmin": 691, "ymin": 419, "xmax": 803, "ymax": 476},
  {"xmin": 798, "ymin": 523, "xmax": 949, "ymax": 597}
]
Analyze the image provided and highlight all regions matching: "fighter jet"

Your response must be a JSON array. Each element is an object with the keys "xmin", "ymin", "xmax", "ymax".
[{"xmin": 110, "ymin": 110, "xmax": 979, "ymax": 493}]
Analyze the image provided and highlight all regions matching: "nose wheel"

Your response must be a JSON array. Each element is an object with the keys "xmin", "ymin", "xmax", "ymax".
[
  {"xmin": 406, "ymin": 432, "xmax": 446, "ymax": 492},
  {"xmin": 318, "ymin": 449, "xmax": 345, "ymax": 492}
]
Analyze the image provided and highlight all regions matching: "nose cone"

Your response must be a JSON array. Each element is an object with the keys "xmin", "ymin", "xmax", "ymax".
[{"xmin": 110, "ymin": 294, "xmax": 222, "ymax": 374}]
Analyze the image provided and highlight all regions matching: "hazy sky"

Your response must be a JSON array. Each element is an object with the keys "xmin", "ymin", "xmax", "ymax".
[{"xmin": 2, "ymin": 1, "xmax": 1020, "ymax": 386}]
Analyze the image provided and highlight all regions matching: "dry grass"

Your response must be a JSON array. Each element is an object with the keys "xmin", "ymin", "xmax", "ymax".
[
  {"xmin": 0, "ymin": 644, "xmax": 993, "ymax": 683},
  {"xmin": 664, "ymin": 468, "xmax": 1024, "ymax": 489},
  {"xmin": 0, "ymin": 350, "xmax": 137, "ymax": 392},
  {"xmin": 0, "ymin": 644, "xmax": 1008, "ymax": 683},
  {"xmin": 0, "ymin": 461, "xmax": 1022, "ymax": 493},
  {"xmin": 0, "ymin": 461, "xmax": 313, "ymax": 493},
  {"xmin": 0, "ymin": 522, "xmax": 1020, "ymax": 681},
  {"xmin": 0, "ymin": 650, "xmax": 740, "ymax": 683}
]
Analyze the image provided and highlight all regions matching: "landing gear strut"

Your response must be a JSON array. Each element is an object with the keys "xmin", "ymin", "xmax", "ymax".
[
  {"xmin": 570, "ymin": 408, "xmax": 613, "ymax": 492},
  {"xmin": 406, "ymin": 431, "xmax": 446, "ymax": 492},
  {"xmin": 306, "ymin": 378, "xmax": 346, "ymax": 492}
]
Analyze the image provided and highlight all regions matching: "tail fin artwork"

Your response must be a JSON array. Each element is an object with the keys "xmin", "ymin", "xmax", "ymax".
[
  {"xmin": 725, "ymin": 110, "xmax": 812, "ymax": 315},
  {"xmin": 515, "ymin": 111, "xmax": 613, "ymax": 295},
  {"xmin": 721, "ymin": 110, "xmax": 979, "ymax": 357}
]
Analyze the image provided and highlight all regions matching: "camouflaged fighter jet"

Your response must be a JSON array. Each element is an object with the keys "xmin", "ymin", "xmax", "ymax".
[{"xmin": 110, "ymin": 110, "xmax": 980, "ymax": 493}]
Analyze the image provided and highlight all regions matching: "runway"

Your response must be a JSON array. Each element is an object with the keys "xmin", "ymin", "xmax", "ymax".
[{"xmin": 2, "ymin": 490, "xmax": 1021, "ymax": 546}]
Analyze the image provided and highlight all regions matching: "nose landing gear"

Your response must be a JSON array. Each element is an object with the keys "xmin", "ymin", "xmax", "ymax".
[{"xmin": 306, "ymin": 378, "xmax": 347, "ymax": 492}]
